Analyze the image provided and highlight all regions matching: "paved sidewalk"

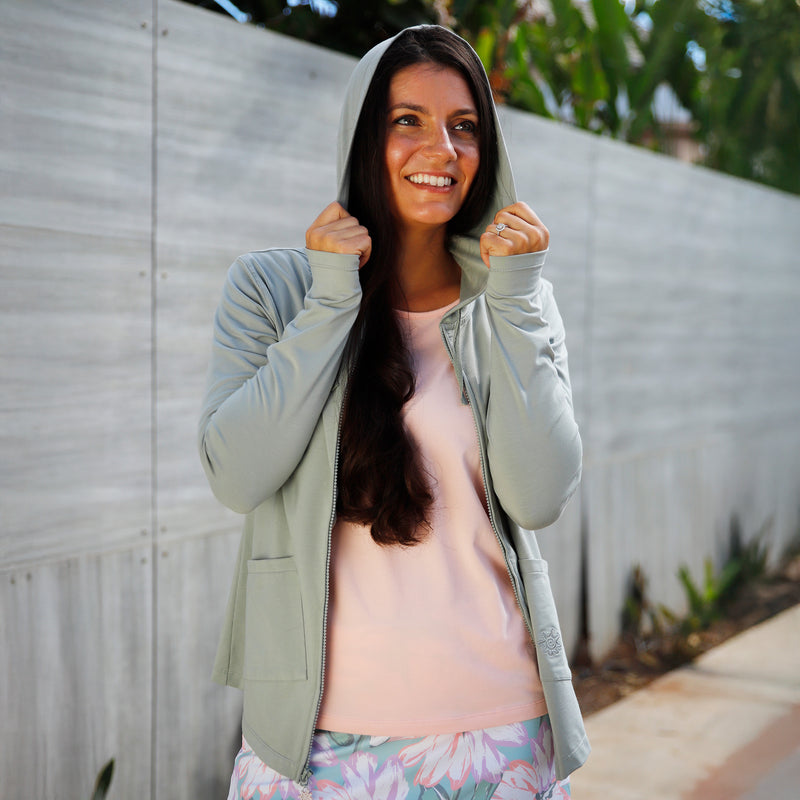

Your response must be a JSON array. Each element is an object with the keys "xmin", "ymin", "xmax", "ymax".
[{"xmin": 569, "ymin": 604, "xmax": 800, "ymax": 799}]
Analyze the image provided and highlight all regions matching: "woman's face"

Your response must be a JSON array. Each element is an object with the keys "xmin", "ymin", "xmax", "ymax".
[{"xmin": 383, "ymin": 63, "xmax": 481, "ymax": 233}]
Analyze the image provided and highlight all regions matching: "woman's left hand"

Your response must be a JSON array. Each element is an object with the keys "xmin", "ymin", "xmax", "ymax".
[{"xmin": 479, "ymin": 201, "xmax": 549, "ymax": 268}]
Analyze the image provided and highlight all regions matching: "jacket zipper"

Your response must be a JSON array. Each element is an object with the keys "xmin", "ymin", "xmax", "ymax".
[
  {"xmin": 439, "ymin": 314, "xmax": 536, "ymax": 643},
  {"xmin": 299, "ymin": 387, "xmax": 345, "ymax": 796}
]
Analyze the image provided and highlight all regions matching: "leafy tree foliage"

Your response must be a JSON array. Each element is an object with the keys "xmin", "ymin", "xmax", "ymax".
[
  {"xmin": 440, "ymin": 0, "xmax": 799, "ymax": 194},
  {"xmin": 674, "ymin": 0, "xmax": 800, "ymax": 194}
]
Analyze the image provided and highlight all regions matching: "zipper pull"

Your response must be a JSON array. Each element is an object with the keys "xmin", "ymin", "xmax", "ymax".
[{"xmin": 299, "ymin": 768, "xmax": 313, "ymax": 800}]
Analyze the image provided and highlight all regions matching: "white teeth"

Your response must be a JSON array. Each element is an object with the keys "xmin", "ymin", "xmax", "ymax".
[{"xmin": 408, "ymin": 174, "xmax": 453, "ymax": 186}]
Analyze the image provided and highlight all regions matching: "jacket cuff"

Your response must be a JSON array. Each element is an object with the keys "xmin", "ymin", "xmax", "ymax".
[
  {"xmin": 305, "ymin": 248, "xmax": 361, "ymax": 299},
  {"xmin": 486, "ymin": 249, "xmax": 548, "ymax": 297}
]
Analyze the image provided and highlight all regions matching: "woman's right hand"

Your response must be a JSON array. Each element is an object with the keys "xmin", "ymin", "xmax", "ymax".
[{"xmin": 306, "ymin": 202, "xmax": 372, "ymax": 269}]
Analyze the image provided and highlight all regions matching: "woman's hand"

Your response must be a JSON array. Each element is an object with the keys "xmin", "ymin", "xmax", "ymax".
[
  {"xmin": 479, "ymin": 201, "xmax": 549, "ymax": 268},
  {"xmin": 306, "ymin": 201, "xmax": 372, "ymax": 269}
]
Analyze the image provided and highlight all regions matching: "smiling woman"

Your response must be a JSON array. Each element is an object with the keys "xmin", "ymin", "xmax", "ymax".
[{"xmin": 198, "ymin": 25, "xmax": 586, "ymax": 800}]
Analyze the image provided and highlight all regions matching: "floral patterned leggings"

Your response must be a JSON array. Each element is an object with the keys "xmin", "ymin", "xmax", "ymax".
[{"xmin": 227, "ymin": 716, "xmax": 571, "ymax": 800}]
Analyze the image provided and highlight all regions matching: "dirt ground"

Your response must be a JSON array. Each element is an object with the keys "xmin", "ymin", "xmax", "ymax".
[{"xmin": 572, "ymin": 554, "xmax": 800, "ymax": 716}]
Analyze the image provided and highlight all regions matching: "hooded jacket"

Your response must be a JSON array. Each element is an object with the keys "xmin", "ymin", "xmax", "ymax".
[{"xmin": 199, "ymin": 25, "xmax": 588, "ymax": 784}]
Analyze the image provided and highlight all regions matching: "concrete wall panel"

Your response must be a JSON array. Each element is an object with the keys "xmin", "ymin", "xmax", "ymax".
[
  {"xmin": 153, "ymin": 531, "xmax": 242, "ymax": 800},
  {"xmin": 0, "ymin": 0, "xmax": 153, "ymax": 238},
  {"xmin": 0, "ymin": 3, "xmax": 156, "ymax": 798},
  {"xmin": 0, "ymin": 550, "xmax": 153, "ymax": 798},
  {"xmin": 588, "ymin": 143, "xmax": 740, "ymax": 455},
  {"xmin": 154, "ymin": 0, "xmax": 349, "ymax": 254},
  {"xmin": 0, "ymin": 226, "xmax": 152, "ymax": 564},
  {"xmin": 0, "ymin": 0, "xmax": 154, "ymax": 567}
]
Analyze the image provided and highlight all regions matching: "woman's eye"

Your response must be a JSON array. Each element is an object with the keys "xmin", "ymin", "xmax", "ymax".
[
  {"xmin": 393, "ymin": 115, "xmax": 418, "ymax": 127},
  {"xmin": 454, "ymin": 120, "xmax": 477, "ymax": 133}
]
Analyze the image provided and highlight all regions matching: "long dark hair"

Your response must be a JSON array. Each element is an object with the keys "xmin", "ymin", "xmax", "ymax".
[{"xmin": 337, "ymin": 26, "xmax": 498, "ymax": 546}]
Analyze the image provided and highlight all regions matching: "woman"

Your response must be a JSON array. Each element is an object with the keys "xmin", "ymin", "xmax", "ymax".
[{"xmin": 199, "ymin": 25, "xmax": 588, "ymax": 800}]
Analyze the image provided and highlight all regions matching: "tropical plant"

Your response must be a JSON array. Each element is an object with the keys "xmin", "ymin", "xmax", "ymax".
[
  {"xmin": 669, "ymin": 558, "xmax": 743, "ymax": 632},
  {"xmin": 680, "ymin": 0, "xmax": 800, "ymax": 193}
]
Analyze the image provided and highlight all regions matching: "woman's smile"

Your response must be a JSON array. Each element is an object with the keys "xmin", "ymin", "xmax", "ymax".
[{"xmin": 406, "ymin": 172, "xmax": 455, "ymax": 187}]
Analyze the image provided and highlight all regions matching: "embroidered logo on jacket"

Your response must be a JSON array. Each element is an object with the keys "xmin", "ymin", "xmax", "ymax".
[{"xmin": 538, "ymin": 626, "xmax": 562, "ymax": 657}]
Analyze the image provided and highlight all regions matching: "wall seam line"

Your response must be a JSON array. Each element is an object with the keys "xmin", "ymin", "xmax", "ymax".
[
  {"xmin": 149, "ymin": 2, "xmax": 160, "ymax": 799},
  {"xmin": 578, "ymin": 135, "xmax": 600, "ymax": 660}
]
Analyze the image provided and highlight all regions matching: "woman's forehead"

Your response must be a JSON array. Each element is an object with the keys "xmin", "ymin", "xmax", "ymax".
[{"xmin": 387, "ymin": 64, "xmax": 476, "ymax": 109}]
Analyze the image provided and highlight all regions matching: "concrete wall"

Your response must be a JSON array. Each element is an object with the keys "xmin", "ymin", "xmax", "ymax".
[{"xmin": 1, "ymin": 1, "xmax": 798, "ymax": 797}]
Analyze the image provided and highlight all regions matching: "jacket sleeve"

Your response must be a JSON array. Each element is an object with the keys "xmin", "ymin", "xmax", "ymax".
[
  {"xmin": 198, "ymin": 249, "xmax": 361, "ymax": 513},
  {"xmin": 483, "ymin": 250, "xmax": 582, "ymax": 530}
]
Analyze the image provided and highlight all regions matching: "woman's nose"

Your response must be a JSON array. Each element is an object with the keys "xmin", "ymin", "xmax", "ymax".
[{"xmin": 425, "ymin": 124, "xmax": 457, "ymax": 160}]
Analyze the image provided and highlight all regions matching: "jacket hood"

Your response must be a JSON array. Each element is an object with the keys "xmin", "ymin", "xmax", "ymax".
[{"xmin": 335, "ymin": 25, "xmax": 518, "ymax": 299}]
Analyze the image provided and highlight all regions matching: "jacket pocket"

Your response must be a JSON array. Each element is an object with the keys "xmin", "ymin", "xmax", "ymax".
[
  {"xmin": 244, "ymin": 557, "xmax": 308, "ymax": 681},
  {"xmin": 518, "ymin": 557, "xmax": 572, "ymax": 681}
]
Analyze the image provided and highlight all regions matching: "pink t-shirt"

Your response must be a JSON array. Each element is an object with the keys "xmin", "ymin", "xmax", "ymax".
[{"xmin": 316, "ymin": 300, "xmax": 547, "ymax": 735}]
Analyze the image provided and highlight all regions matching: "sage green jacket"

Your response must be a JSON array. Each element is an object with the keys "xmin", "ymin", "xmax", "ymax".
[{"xmin": 199, "ymin": 25, "xmax": 588, "ymax": 784}]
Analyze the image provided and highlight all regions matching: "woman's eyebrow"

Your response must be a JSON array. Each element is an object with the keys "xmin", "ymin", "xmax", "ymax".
[{"xmin": 388, "ymin": 102, "xmax": 478, "ymax": 116}]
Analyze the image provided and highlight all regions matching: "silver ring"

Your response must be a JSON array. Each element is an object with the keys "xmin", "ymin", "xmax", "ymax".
[{"xmin": 495, "ymin": 223, "xmax": 507, "ymax": 233}]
